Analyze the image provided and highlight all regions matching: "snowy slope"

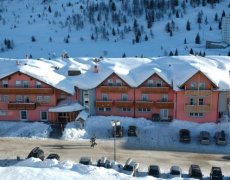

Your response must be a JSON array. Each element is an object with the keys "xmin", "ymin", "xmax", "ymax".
[{"xmin": 0, "ymin": 0, "xmax": 229, "ymax": 59}]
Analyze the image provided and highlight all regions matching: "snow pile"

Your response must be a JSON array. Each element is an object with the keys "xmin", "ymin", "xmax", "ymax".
[{"xmin": 0, "ymin": 121, "xmax": 50, "ymax": 138}]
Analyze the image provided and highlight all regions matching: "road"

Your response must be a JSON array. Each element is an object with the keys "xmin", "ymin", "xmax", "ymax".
[{"xmin": 0, "ymin": 137, "xmax": 230, "ymax": 177}]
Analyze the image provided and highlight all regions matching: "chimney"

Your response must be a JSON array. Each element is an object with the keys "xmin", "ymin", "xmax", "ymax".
[{"xmin": 93, "ymin": 65, "xmax": 99, "ymax": 73}]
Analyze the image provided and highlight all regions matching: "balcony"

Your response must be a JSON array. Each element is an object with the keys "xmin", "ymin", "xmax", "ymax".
[
  {"xmin": 95, "ymin": 101, "xmax": 113, "ymax": 107},
  {"xmin": 140, "ymin": 87, "xmax": 170, "ymax": 93},
  {"xmin": 114, "ymin": 101, "xmax": 134, "ymax": 107},
  {"xmin": 99, "ymin": 86, "xmax": 129, "ymax": 93},
  {"xmin": 184, "ymin": 104, "xmax": 211, "ymax": 112},
  {"xmin": 155, "ymin": 101, "xmax": 174, "ymax": 109},
  {"xmin": 135, "ymin": 101, "xmax": 154, "ymax": 108},
  {"xmin": 0, "ymin": 87, "xmax": 54, "ymax": 94},
  {"xmin": 8, "ymin": 102, "xmax": 36, "ymax": 110},
  {"xmin": 185, "ymin": 90, "xmax": 212, "ymax": 96}
]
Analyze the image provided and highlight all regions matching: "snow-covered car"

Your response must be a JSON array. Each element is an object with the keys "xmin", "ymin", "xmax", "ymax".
[
  {"xmin": 79, "ymin": 156, "xmax": 93, "ymax": 165},
  {"xmin": 169, "ymin": 165, "xmax": 182, "ymax": 178},
  {"xmin": 112, "ymin": 125, "xmax": 123, "ymax": 137},
  {"xmin": 189, "ymin": 164, "xmax": 203, "ymax": 179},
  {"xmin": 46, "ymin": 153, "xmax": 60, "ymax": 161},
  {"xmin": 97, "ymin": 157, "xmax": 111, "ymax": 168},
  {"xmin": 148, "ymin": 165, "xmax": 161, "ymax": 178},
  {"xmin": 179, "ymin": 129, "xmax": 191, "ymax": 143},
  {"xmin": 27, "ymin": 147, "xmax": 45, "ymax": 161},
  {"xmin": 214, "ymin": 131, "xmax": 227, "ymax": 146},
  {"xmin": 210, "ymin": 167, "xmax": 223, "ymax": 180},
  {"xmin": 128, "ymin": 126, "xmax": 138, "ymax": 137},
  {"xmin": 199, "ymin": 131, "xmax": 210, "ymax": 145},
  {"xmin": 121, "ymin": 158, "xmax": 139, "ymax": 177}
]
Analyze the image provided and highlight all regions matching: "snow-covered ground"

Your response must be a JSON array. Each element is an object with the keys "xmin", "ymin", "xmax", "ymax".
[{"xmin": 1, "ymin": 116, "xmax": 230, "ymax": 179}]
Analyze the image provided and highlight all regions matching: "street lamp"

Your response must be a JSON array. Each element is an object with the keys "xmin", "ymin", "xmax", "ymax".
[{"xmin": 111, "ymin": 120, "xmax": 120, "ymax": 162}]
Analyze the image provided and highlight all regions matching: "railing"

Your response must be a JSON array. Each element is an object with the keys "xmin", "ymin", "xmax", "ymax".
[
  {"xmin": 155, "ymin": 101, "xmax": 174, "ymax": 109},
  {"xmin": 8, "ymin": 102, "xmax": 36, "ymax": 110},
  {"xmin": 0, "ymin": 88, "xmax": 54, "ymax": 94},
  {"xmin": 184, "ymin": 104, "xmax": 211, "ymax": 112},
  {"xmin": 95, "ymin": 101, "xmax": 113, "ymax": 107},
  {"xmin": 140, "ymin": 87, "xmax": 170, "ymax": 93},
  {"xmin": 185, "ymin": 89, "xmax": 212, "ymax": 96},
  {"xmin": 99, "ymin": 86, "xmax": 129, "ymax": 93},
  {"xmin": 135, "ymin": 101, "xmax": 154, "ymax": 108},
  {"xmin": 113, "ymin": 101, "xmax": 134, "ymax": 107}
]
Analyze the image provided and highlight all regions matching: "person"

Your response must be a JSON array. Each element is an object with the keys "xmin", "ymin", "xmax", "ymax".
[{"xmin": 90, "ymin": 134, "xmax": 97, "ymax": 148}]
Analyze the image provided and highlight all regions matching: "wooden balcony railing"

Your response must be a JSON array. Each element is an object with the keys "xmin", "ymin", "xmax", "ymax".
[
  {"xmin": 113, "ymin": 101, "xmax": 134, "ymax": 107},
  {"xmin": 0, "ymin": 88, "xmax": 54, "ymax": 94},
  {"xmin": 135, "ymin": 101, "xmax": 154, "ymax": 108},
  {"xmin": 184, "ymin": 104, "xmax": 211, "ymax": 112},
  {"xmin": 8, "ymin": 102, "xmax": 36, "ymax": 110},
  {"xmin": 185, "ymin": 90, "xmax": 212, "ymax": 96},
  {"xmin": 99, "ymin": 86, "xmax": 129, "ymax": 93},
  {"xmin": 95, "ymin": 101, "xmax": 113, "ymax": 107},
  {"xmin": 140, "ymin": 86, "xmax": 170, "ymax": 93},
  {"xmin": 155, "ymin": 101, "xmax": 174, "ymax": 109}
]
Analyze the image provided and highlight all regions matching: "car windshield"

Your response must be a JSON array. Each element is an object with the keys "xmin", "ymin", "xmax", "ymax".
[
  {"xmin": 150, "ymin": 169, "xmax": 159, "ymax": 174},
  {"xmin": 213, "ymin": 170, "xmax": 222, "ymax": 175},
  {"xmin": 123, "ymin": 165, "xmax": 134, "ymax": 171},
  {"xmin": 171, "ymin": 170, "xmax": 180, "ymax": 175}
]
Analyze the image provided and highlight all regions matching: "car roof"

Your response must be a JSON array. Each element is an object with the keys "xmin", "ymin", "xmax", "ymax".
[
  {"xmin": 80, "ymin": 156, "xmax": 92, "ymax": 161},
  {"xmin": 149, "ymin": 165, "xmax": 159, "ymax": 169},
  {"xmin": 170, "ymin": 165, "xmax": 181, "ymax": 171}
]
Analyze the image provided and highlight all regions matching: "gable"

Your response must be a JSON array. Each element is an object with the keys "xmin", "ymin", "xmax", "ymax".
[{"xmin": 100, "ymin": 72, "xmax": 130, "ymax": 87}]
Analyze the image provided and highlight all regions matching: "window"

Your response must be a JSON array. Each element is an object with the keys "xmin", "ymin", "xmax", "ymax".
[
  {"xmin": 44, "ymin": 96, "xmax": 51, "ymax": 103},
  {"xmin": 24, "ymin": 96, "xmax": 30, "ymax": 103},
  {"xmin": 118, "ymin": 107, "xmax": 131, "ymax": 112},
  {"xmin": 36, "ymin": 96, "xmax": 43, "ymax": 102},
  {"xmin": 190, "ymin": 82, "xmax": 197, "ymax": 90},
  {"xmin": 147, "ymin": 79, "xmax": 153, "ymax": 87},
  {"xmin": 141, "ymin": 94, "xmax": 148, "ymax": 101},
  {"xmin": 2, "ymin": 80, "xmax": 8, "ymax": 88},
  {"xmin": 156, "ymin": 79, "xmax": 162, "ymax": 87},
  {"xmin": 199, "ymin": 98, "xmax": 204, "ymax": 105},
  {"xmin": 160, "ymin": 109, "xmax": 168, "ymax": 119},
  {"xmin": 189, "ymin": 112, "xmax": 203, "ymax": 117},
  {"xmin": 162, "ymin": 94, "xmax": 168, "ymax": 102},
  {"xmin": 102, "ymin": 93, "xmax": 108, "ymax": 101},
  {"xmin": 3, "ymin": 95, "xmax": 9, "ymax": 102},
  {"xmin": 36, "ymin": 81, "xmax": 42, "ymax": 88},
  {"xmin": 137, "ymin": 108, "xmax": 151, "ymax": 112},
  {"xmin": 121, "ymin": 93, "xmax": 128, "ymax": 101},
  {"xmin": 190, "ymin": 97, "xmax": 196, "ymax": 105},
  {"xmin": 15, "ymin": 80, "xmax": 22, "ymax": 87},
  {"xmin": 20, "ymin": 110, "xmax": 27, "ymax": 120},
  {"xmin": 40, "ymin": 111, "xmax": 48, "ymax": 121},
  {"xmin": 58, "ymin": 112, "xmax": 67, "ymax": 117},
  {"xmin": 116, "ymin": 79, "xmax": 122, "ymax": 86},
  {"xmin": 107, "ymin": 79, "xmax": 113, "ymax": 86},
  {"xmin": 0, "ymin": 110, "xmax": 7, "ymax": 116},
  {"xmin": 16, "ymin": 95, "xmax": 23, "ymax": 102},
  {"xmin": 98, "ymin": 107, "xmax": 111, "ymax": 112},
  {"xmin": 23, "ymin": 81, "xmax": 29, "ymax": 88},
  {"xmin": 198, "ymin": 82, "xmax": 205, "ymax": 90}
]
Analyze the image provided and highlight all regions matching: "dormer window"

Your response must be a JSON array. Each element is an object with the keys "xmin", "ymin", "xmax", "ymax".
[
  {"xmin": 2, "ymin": 80, "xmax": 8, "ymax": 88},
  {"xmin": 15, "ymin": 80, "xmax": 22, "ymax": 87},
  {"xmin": 116, "ymin": 79, "xmax": 122, "ymax": 86},
  {"xmin": 156, "ymin": 80, "xmax": 162, "ymax": 87},
  {"xmin": 190, "ymin": 82, "xmax": 197, "ymax": 90},
  {"xmin": 107, "ymin": 79, "xmax": 113, "ymax": 86},
  {"xmin": 147, "ymin": 79, "xmax": 153, "ymax": 87},
  {"xmin": 198, "ymin": 82, "xmax": 205, "ymax": 90},
  {"xmin": 36, "ymin": 81, "xmax": 42, "ymax": 88}
]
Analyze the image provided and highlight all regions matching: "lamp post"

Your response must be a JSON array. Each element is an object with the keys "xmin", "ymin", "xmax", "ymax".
[{"xmin": 111, "ymin": 120, "xmax": 120, "ymax": 162}]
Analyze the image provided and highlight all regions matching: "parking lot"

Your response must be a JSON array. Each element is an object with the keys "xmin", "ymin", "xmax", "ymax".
[{"xmin": 0, "ymin": 137, "xmax": 230, "ymax": 178}]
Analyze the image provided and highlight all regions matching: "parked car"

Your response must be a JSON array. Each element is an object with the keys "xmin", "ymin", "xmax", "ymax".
[
  {"xmin": 128, "ymin": 126, "xmax": 138, "ymax": 137},
  {"xmin": 210, "ymin": 167, "xmax": 223, "ymax": 180},
  {"xmin": 199, "ymin": 131, "xmax": 210, "ymax": 145},
  {"xmin": 27, "ymin": 147, "xmax": 45, "ymax": 161},
  {"xmin": 113, "ymin": 125, "xmax": 123, "ymax": 137},
  {"xmin": 121, "ymin": 158, "xmax": 139, "ymax": 177},
  {"xmin": 46, "ymin": 153, "xmax": 60, "ymax": 161},
  {"xmin": 97, "ymin": 157, "xmax": 111, "ymax": 168},
  {"xmin": 148, "ymin": 165, "xmax": 161, "ymax": 178},
  {"xmin": 189, "ymin": 164, "xmax": 203, "ymax": 179},
  {"xmin": 179, "ymin": 129, "xmax": 191, "ymax": 143},
  {"xmin": 214, "ymin": 131, "xmax": 227, "ymax": 146},
  {"xmin": 79, "ymin": 156, "xmax": 93, "ymax": 165},
  {"xmin": 169, "ymin": 165, "xmax": 182, "ymax": 178}
]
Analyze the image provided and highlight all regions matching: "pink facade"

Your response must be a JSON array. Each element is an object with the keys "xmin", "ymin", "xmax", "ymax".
[
  {"xmin": 175, "ymin": 71, "xmax": 219, "ymax": 123},
  {"xmin": 0, "ymin": 71, "xmax": 73, "ymax": 122}
]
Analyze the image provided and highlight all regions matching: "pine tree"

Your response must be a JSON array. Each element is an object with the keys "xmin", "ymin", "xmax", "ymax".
[
  {"xmin": 214, "ymin": 13, "xmax": 218, "ymax": 22},
  {"xmin": 190, "ymin": 48, "xmax": 194, "ymax": 55},
  {"xmin": 169, "ymin": 51, "xmax": 174, "ymax": 56},
  {"xmin": 48, "ymin": 5, "xmax": 52, "ymax": 13},
  {"xmin": 221, "ymin": 10, "xmax": 225, "ymax": 18},
  {"xmin": 195, "ymin": 33, "xmax": 201, "ymax": 44},
  {"xmin": 112, "ymin": 28, "xmax": 116, "ymax": 36},
  {"xmin": 228, "ymin": 51, "xmax": 230, "ymax": 56},
  {"xmin": 202, "ymin": 51, "xmax": 206, "ymax": 57},
  {"xmin": 176, "ymin": 10, "xmax": 179, "ymax": 18},
  {"xmin": 175, "ymin": 49, "xmax": 178, "ymax": 56},
  {"xmin": 218, "ymin": 21, "xmax": 222, "ymax": 30},
  {"xmin": 186, "ymin": 20, "xmax": 191, "ymax": 31},
  {"xmin": 184, "ymin": 38, "xmax": 187, "ymax": 44},
  {"xmin": 209, "ymin": 26, "xmax": 212, "ymax": 31},
  {"xmin": 31, "ymin": 36, "xmax": 36, "ymax": 42},
  {"xmin": 122, "ymin": 53, "xmax": 126, "ymax": 58},
  {"xmin": 144, "ymin": 35, "xmax": 148, "ymax": 41}
]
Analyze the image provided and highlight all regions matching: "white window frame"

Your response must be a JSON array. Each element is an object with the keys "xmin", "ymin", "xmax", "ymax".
[
  {"xmin": 16, "ymin": 95, "xmax": 23, "ymax": 102},
  {"xmin": 3, "ymin": 95, "xmax": 9, "ymax": 102},
  {"xmin": 107, "ymin": 79, "xmax": 113, "ymax": 86},
  {"xmin": 24, "ymin": 96, "xmax": 30, "ymax": 103},
  {"xmin": 44, "ymin": 96, "xmax": 51, "ymax": 103},
  {"xmin": 20, "ymin": 110, "xmax": 27, "ymax": 121},
  {"xmin": 198, "ymin": 82, "xmax": 205, "ymax": 90},
  {"xmin": 141, "ymin": 94, "xmax": 148, "ymax": 101},
  {"xmin": 2, "ymin": 80, "xmax": 8, "ymax": 88},
  {"xmin": 15, "ymin": 80, "xmax": 22, "ymax": 87},
  {"xmin": 36, "ymin": 81, "xmax": 42, "ymax": 88},
  {"xmin": 162, "ymin": 94, "xmax": 168, "ymax": 102},
  {"xmin": 115, "ymin": 79, "xmax": 122, "ymax": 86},
  {"xmin": 36, "ymin": 96, "xmax": 43, "ymax": 102},
  {"xmin": 23, "ymin": 81, "xmax": 29, "ymax": 88},
  {"xmin": 121, "ymin": 93, "xmax": 128, "ymax": 101},
  {"xmin": 102, "ymin": 93, "xmax": 108, "ymax": 101},
  {"xmin": 0, "ymin": 110, "xmax": 7, "ymax": 116},
  {"xmin": 156, "ymin": 79, "xmax": 162, "ymax": 87},
  {"xmin": 160, "ymin": 109, "xmax": 168, "ymax": 119},
  {"xmin": 40, "ymin": 111, "xmax": 48, "ymax": 121},
  {"xmin": 147, "ymin": 79, "xmax": 154, "ymax": 87},
  {"xmin": 190, "ymin": 82, "xmax": 197, "ymax": 90}
]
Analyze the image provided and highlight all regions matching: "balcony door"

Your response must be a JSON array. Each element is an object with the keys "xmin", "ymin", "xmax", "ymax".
[
  {"xmin": 20, "ymin": 110, "xmax": 27, "ymax": 121},
  {"xmin": 160, "ymin": 109, "xmax": 168, "ymax": 120}
]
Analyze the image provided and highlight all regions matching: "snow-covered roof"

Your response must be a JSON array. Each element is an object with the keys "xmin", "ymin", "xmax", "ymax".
[
  {"xmin": 76, "ymin": 111, "xmax": 89, "ymax": 121},
  {"xmin": 48, "ymin": 101, "xmax": 84, "ymax": 113},
  {"xmin": 0, "ymin": 56, "xmax": 229, "ymax": 92}
]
